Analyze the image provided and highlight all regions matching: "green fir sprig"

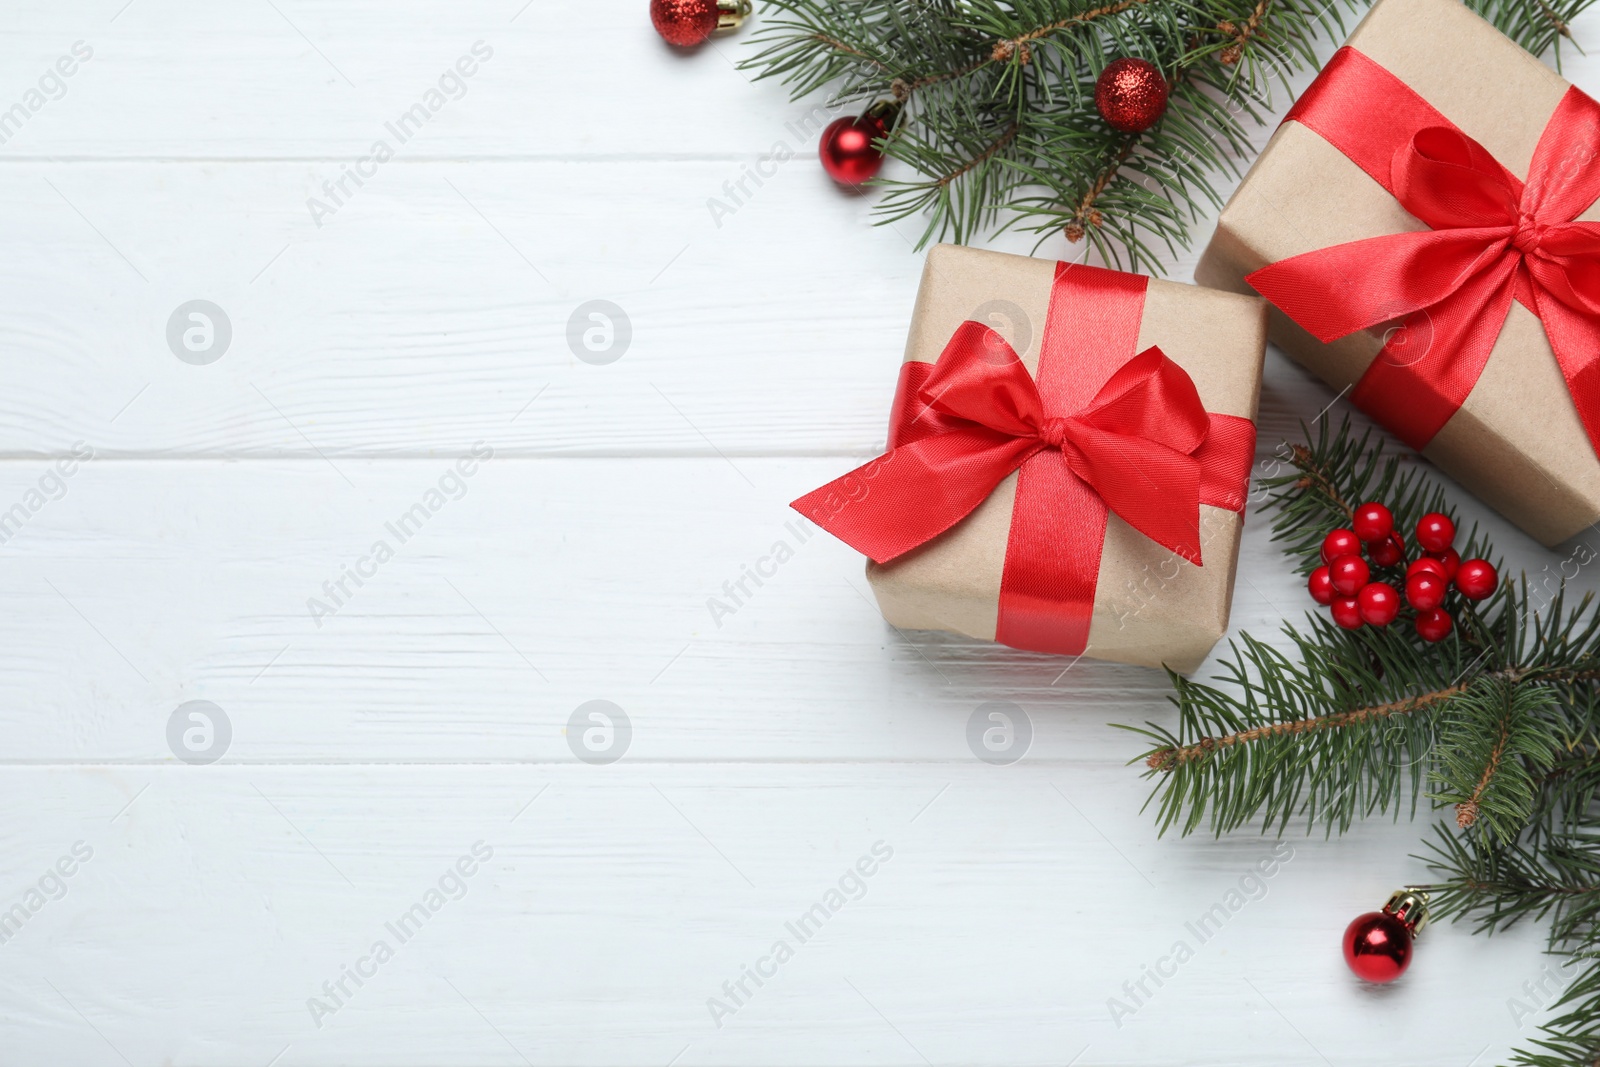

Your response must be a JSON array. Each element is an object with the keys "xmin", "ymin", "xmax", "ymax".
[
  {"xmin": 1120, "ymin": 417, "xmax": 1600, "ymax": 1066},
  {"xmin": 739, "ymin": 0, "xmax": 1595, "ymax": 272},
  {"xmin": 1426, "ymin": 828, "xmax": 1600, "ymax": 1066}
]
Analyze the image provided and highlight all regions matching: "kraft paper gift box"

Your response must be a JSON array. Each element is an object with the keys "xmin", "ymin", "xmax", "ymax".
[
  {"xmin": 1196, "ymin": 0, "xmax": 1600, "ymax": 546},
  {"xmin": 794, "ymin": 244, "xmax": 1267, "ymax": 674}
]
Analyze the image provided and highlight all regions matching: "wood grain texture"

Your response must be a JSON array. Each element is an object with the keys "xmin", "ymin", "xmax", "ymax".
[
  {"xmin": 0, "ymin": 765, "xmax": 1557, "ymax": 1066},
  {"xmin": 4, "ymin": 0, "xmax": 1600, "ymax": 1063},
  {"xmin": 0, "ymin": 449, "xmax": 1565, "ymax": 765}
]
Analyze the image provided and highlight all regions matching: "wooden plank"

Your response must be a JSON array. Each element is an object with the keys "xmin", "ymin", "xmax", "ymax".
[
  {"xmin": 0, "ymin": 763, "xmax": 1547, "ymax": 1065},
  {"xmin": 0, "ymin": 0, "xmax": 822, "ymax": 159},
  {"xmin": 0, "ymin": 453, "xmax": 1566, "ymax": 763},
  {"xmin": 0, "ymin": 154, "xmax": 1359, "ymax": 457}
]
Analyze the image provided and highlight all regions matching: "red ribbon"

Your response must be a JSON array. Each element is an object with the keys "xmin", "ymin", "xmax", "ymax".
[
  {"xmin": 792, "ymin": 263, "xmax": 1255, "ymax": 656},
  {"xmin": 1247, "ymin": 46, "xmax": 1600, "ymax": 452}
]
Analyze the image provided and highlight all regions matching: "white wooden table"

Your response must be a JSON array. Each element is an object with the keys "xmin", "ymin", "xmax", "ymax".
[{"xmin": 3, "ymin": 2, "xmax": 1596, "ymax": 1064}]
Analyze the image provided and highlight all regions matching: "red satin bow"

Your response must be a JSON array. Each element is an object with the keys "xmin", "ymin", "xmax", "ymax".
[
  {"xmin": 1248, "ymin": 47, "xmax": 1600, "ymax": 452},
  {"xmin": 793, "ymin": 261, "xmax": 1255, "ymax": 656},
  {"xmin": 800, "ymin": 322, "xmax": 1211, "ymax": 566}
]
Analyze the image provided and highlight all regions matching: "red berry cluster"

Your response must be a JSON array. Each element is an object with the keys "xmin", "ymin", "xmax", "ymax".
[{"xmin": 1307, "ymin": 503, "xmax": 1498, "ymax": 642}]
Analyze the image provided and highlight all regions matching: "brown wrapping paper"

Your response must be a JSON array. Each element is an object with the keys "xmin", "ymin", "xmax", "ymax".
[
  {"xmin": 1196, "ymin": 0, "xmax": 1600, "ymax": 546},
  {"xmin": 865, "ymin": 245, "xmax": 1266, "ymax": 674}
]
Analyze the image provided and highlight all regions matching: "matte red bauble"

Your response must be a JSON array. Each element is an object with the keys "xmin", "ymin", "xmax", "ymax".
[
  {"xmin": 1343, "ymin": 889, "xmax": 1430, "ymax": 983},
  {"xmin": 650, "ymin": 0, "xmax": 750, "ymax": 46},
  {"xmin": 819, "ymin": 104, "xmax": 900, "ymax": 185},
  {"xmin": 1094, "ymin": 58, "xmax": 1169, "ymax": 133}
]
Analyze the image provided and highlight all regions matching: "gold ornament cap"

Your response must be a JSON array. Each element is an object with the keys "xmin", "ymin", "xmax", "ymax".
[
  {"xmin": 1383, "ymin": 887, "xmax": 1432, "ymax": 934},
  {"xmin": 865, "ymin": 99, "xmax": 904, "ymax": 130},
  {"xmin": 716, "ymin": 0, "xmax": 751, "ymax": 32}
]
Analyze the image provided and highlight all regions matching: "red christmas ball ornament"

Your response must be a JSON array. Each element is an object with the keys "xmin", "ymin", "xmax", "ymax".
[
  {"xmin": 1358, "ymin": 582, "xmax": 1400, "ymax": 626},
  {"xmin": 1308, "ymin": 566, "xmax": 1334, "ymax": 606},
  {"xmin": 1455, "ymin": 558, "xmax": 1499, "ymax": 600},
  {"xmin": 1343, "ymin": 889, "xmax": 1430, "ymax": 983},
  {"xmin": 1416, "ymin": 607, "xmax": 1454, "ymax": 643},
  {"xmin": 1352, "ymin": 502, "xmax": 1394, "ymax": 542},
  {"xmin": 1405, "ymin": 571, "xmax": 1446, "ymax": 612},
  {"xmin": 1429, "ymin": 546, "xmax": 1461, "ymax": 580},
  {"xmin": 1415, "ymin": 512, "xmax": 1456, "ymax": 554},
  {"xmin": 1329, "ymin": 555, "xmax": 1370, "ymax": 597},
  {"xmin": 818, "ymin": 102, "xmax": 900, "ymax": 185},
  {"xmin": 1366, "ymin": 532, "xmax": 1405, "ymax": 568},
  {"xmin": 1321, "ymin": 528, "xmax": 1361, "ymax": 565},
  {"xmin": 650, "ymin": 0, "xmax": 750, "ymax": 46},
  {"xmin": 1331, "ymin": 596, "xmax": 1364, "ymax": 630},
  {"xmin": 1094, "ymin": 58, "xmax": 1169, "ymax": 133}
]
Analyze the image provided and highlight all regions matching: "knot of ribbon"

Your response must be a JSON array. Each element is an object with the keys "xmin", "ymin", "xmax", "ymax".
[
  {"xmin": 1512, "ymin": 213, "xmax": 1547, "ymax": 255},
  {"xmin": 1246, "ymin": 47, "xmax": 1600, "ymax": 453},
  {"xmin": 1036, "ymin": 415, "xmax": 1075, "ymax": 450}
]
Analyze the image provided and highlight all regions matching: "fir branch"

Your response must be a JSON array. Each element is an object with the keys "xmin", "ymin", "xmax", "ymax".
[
  {"xmin": 1424, "ymin": 828, "xmax": 1600, "ymax": 1067},
  {"xmin": 1063, "ymin": 137, "xmax": 1137, "ymax": 240},
  {"xmin": 938, "ymin": 121, "xmax": 1021, "ymax": 188},
  {"xmin": 1125, "ymin": 418, "xmax": 1600, "ymax": 840},
  {"xmin": 1465, "ymin": 0, "xmax": 1591, "ymax": 69},
  {"xmin": 1216, "ymin": 0, "xmax": 1272, "ymax": 64},
  {"xmin": 1145, "ymin": 680, "xmax": 1470, "ymax": 770},
  {"xmin": 739, "ymin": 0, "xmax": 1599, "ymax": 267},
  {"xmin": 1431, "ymin": 680, "xmax": 1563, "ymax": 842},
  {"xmin": 1260, "ymin": 416, "xmax": 1459, "ymax": 577},
  {"xmin": 1118, "ymin": 416, "xmax": 1600, "ymax": 1062}
]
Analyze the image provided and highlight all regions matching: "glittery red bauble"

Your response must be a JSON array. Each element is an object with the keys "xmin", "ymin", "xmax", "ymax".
[
  {"xmin": 820, "ymin": 114, "xmax": 890, "ymax": 185},
  {"xmin": 651, "ymin": 0, "xmax": 720, "ymax": 46},
  {"xmin": 1094, "ymin": 58, "xmax": 1169, "ymax": 133},
  {"xmin": 1343, "ymin": 910, "xmax": 1413, "ymax": 983}
]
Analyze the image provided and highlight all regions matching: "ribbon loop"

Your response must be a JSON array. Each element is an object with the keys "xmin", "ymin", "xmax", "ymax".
[{"xmin": 1393, "ymin": 126, "xmax": 1520, "ymax": 231}]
